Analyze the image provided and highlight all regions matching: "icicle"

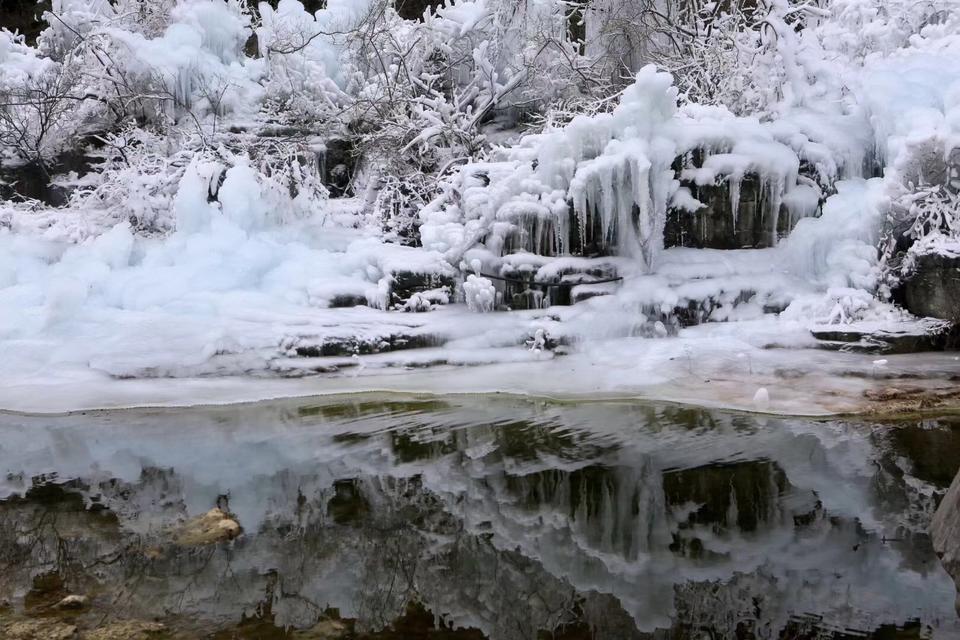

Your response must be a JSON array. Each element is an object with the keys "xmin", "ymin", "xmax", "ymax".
[
  {"xmin": 316, "ymin": 148, "xmax": 326, "ymax": 182},
  {"xmin": 600, "ymin": 169, "xmax": 615, "ymax": 248},
  {"xmin": 729, "ymin": 176, "xmax": 742, "ymax": 229},
  {"xmin": 554, "ymin": 206, "xmax": 568, "ymax": 255},
  {"xmin": 726, "ymin": 484, "xmax": 739, "ymax": 527},
  {"xmin": 632, "ymin": 161, "xmax": 652, "ymax": 264},
  {"xmin": 769, "ymin": 174, "xmax": 784, "ymax": 246}
]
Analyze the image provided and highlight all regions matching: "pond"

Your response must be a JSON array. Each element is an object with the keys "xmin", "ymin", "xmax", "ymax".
[{"xmin": 0, "ymin": 397, "xmax": 958, "ymax": 639}]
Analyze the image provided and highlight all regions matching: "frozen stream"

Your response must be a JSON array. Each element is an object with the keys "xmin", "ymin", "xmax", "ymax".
[{"xmin": 0, "ymin": 396, "xmax": 958, "ymax": 638}]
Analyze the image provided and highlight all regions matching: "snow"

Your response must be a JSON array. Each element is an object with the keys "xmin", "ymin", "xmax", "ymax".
[
  {"xmin": 752, "ymin": 387, "xmax": 770, "ymax": 411},
  {"xmin": 434, "ymin": 0, "xmax": 489, "ymax": 36},
  {"xmin": 421, "ymin": 66, "xmax": 872, "ymax": 273},
  {"xmin": 0, "ymin": 0, "xmax": 958, "ymax": 414},
  {"xmin": 783, "ymin": 179, "xmax": 887, "ymax": 290},
  {"xmin": 0, "ymin": 30, "xmax": 54, "ymax": 83},
  {"xmin": 103, "ymin": 1, "xmax": 263, "ymax": 117}
]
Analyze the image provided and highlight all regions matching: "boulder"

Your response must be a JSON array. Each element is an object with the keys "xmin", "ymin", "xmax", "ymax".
[
  {"xmin": 932, "ymin": 468, "xmax": 960, "ymax": 614},
  {"xmin": 810, "ymin": 319, "xmax": 958, "ymax": 354},
  {"xmin": 898, "ymin": 253, "xmax": 960, "ymax": 324}
]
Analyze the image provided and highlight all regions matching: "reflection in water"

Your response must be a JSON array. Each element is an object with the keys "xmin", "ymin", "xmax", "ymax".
[{"xmin": 0, "ymin": 398, "xmax": 957, "ymax": 638}]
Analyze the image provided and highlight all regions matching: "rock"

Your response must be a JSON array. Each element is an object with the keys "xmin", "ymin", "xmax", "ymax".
[
  {"xmin": 317, "ymin": 138, "xmax": 354, "ymax": 197},
  {"xmin": 897, "ymin": 253, "xmax": 960, "ymax": 324},
  {"xmin": 328, "ymin": 293, "xmax": 368, "ymax": 309},
  {"xmin": 665, "ymin": 171, "xmax": 808, "ymax": 250},
  {"xmin": 290, "ymin": 332, "xmax": 441, "ymax": 358},
  {"xmin": 55, "ymin": 594, "xmax": 88, "ymax": 610},
  {"xmin": 571, "ymin": 282, "xmax": 618, "ymax": 304},
  {"xmin": 389, "ymin": 271, "xmax": 455, "ymax": 308},
  {"xmin": 811, "ymin": 319, "xmax": 958, "ymax": 354},
  {"xmin": 85, "ymin": 621, "xmax": 166, "ymax": 640},
  {"xmin": 3, "ymin": 620, "xmax": 78, "ymax": 640},
  {"xmin": 0, "ymin": 147, "xmax": 93, "ymax": 207},
  {"xmin": 932, "ymin": 468, "xmax": 960, "ymax": 614},
  {"xmin": 499, "ymin": 262, "xmax": 620, "ymax": 309},
  {"xmin": 173, "ymin": 508, "xmax": 241, "ymax": 546}
]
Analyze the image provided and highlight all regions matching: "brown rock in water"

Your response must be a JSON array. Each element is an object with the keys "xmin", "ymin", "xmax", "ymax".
[
  {"xmin": 292, "ymin": 619, "xmax": 350, "ymax": 639},
  {"xmin": 85, "ymin": 621, "xmax": 166, "ymax": 640},
  {"xmin": 3, "ymin": 619, "xmax": 78, "ymax": 639},
  {"xmin": 931, "ymin": 468, "xmax": 960, "ymax": 615},
  {"xmin": 173, "ymin": 508, "xmax": 241, "ymax": 546}
]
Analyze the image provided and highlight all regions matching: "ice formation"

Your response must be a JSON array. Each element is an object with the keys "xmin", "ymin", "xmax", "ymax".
[
  {"xmin": 421, "ymin": 66, "xmax": 871, "ymax": 278},
  {"xmin": 0, "ymin": 0, "xmax": 958, "ymax": 409},
  {"xmin": 463, "ymin": 274, "xmax": 496, "ymax": 312}
]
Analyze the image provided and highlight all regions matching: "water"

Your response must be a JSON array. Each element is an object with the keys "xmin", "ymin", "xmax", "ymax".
[{"xmin": 0, "ymin": 397, "xmax": 958, "ymax": 639}]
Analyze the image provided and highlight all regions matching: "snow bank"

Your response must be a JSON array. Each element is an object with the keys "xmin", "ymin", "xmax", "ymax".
[{"xmin": 0, "ymin": 158, "xmax": 454, "ymax": 382}]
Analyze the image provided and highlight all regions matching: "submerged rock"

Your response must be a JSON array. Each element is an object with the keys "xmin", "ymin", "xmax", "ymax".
[
  {"xmin": 291, "ymin": 618, "xmax": 349, "ymax": 639},
  {"xmin": 3, "ymin": 620, "xmax": 78, "ymax": 640},
  {"xmin": 85, "ymin": 621, "xmax": 166, "ymax": 640}
]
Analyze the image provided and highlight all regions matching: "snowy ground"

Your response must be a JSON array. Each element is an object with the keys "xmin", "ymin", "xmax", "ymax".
[{"xmin": 1, "ymin": 188, "xmax": 957, "ymax": 415}]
